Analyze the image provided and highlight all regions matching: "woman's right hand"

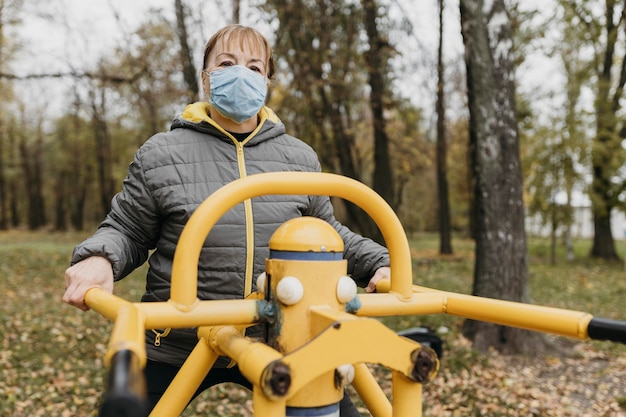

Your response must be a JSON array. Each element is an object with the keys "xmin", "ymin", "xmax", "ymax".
[{"xmin": 63, "ymin": 256, "xmax": 114, "ymax": 311}]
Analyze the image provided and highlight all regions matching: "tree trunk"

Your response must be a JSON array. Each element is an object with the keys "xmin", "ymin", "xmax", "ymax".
[
  {"xmin": 0, "ymin": 119, "xmax": 7, "ymax": 230},
  {"xmin": 18, "ymin": 121, "xmax": 46, "ymax": 230},
  {"xmin": 0, "ymin": 12, "xmax": 9, "ymax": 230},
  {"xmin": 174, "ymin": 0, "xmax": 199, "ymax": 103},
  {"xmin": 70, "ymin": 179, "xmax": 88, "ymax": 231},
  {"xmin": 590, "ymin": 115, "xmax": 619, "ymax": 259},
  {"xmin": 590, "ymin": 85, "xmax": 619, "ymax": 258},
  {"xmin": 460, "ymin": 0, "xmax": 547, "ymax": 355},
  {"xmin": 31, "ymin": 124, "xmax": 46, "ymax": 228},
  {"xmin": 589, "ymin": 0, "xmax": 626, "ymax": 260},
  {"xmin": 362, "ymin": 0, "xmax": 394, "ymax": 210},
  {"xmin": 67, "ymin": 94, "xmax": 91, "ymax": 231},
  {"xmin": 591, "ymin": 212, "xmax": 617, "ymax": 258},
  {"xmin": 90, "ymin": 89, "xmax": 114, "ymax": 217},
  {"xmin": 321, "ymin": 84, "xmax": 383, "ymax": 242},
  {"xmin": 53, "ymin": 171, "xmax": 68, "ymax": 231},
  {"xmin": 436, "ymin": 0, "xmax": 453, "ymax": 255},
  {"xmin": 8, "ymin": 123, "xmax": 19, "ymax": 227},
  {"xmin": 232, "ymin": 0, "xmax": 241, "ymax": 24},
  {"xmin": 550, "ymin": 210, "xmax": 557, "ymax": 266}
]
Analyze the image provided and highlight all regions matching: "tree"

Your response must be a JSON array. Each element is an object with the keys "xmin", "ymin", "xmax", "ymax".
[
  {"xmin": 262, "ymin": 0, "xmax": 382, "ymax": 238},
  {"xmin": 362, "ymin": 0, "xmax": 395, "ymax": 210},
  {"xmin": 260, "ymin": 0, "xmax": 428, "ymax": 243},
  {"xmin": 109, "ymin": 11, "xmax": 188, "ymax": 141},
  {"xmin": 446, "ymin": 117, "xmax": 472, "ymax": 235},
  {"xmin": 459, "ymin": 0, "xmax": 546, "ymax": 354},
  {"xmin": 4, "ymin": 5, "xmax": 193, "ymax": 229},
  {"xmin": 436, "ymin": 0, "xmax": 453, "ymax": 254},
  {"xmin": 232, "ymin": 0, "xmax": 241, "ymax": 23},
  {"xmin": 3, "ymin": 118, "xmax": 20, "ymax": 227},
  {"xmin": 522, "ymin": 3, "xmax": 591, "ymax": 263},
  {"xmin": 88, "ymin": 86, "xmax": 115, "ymax": 217},
  {"xmin": 587, "ymin": 0, "xmax": 626, "ymax": 260},
  {"xmin": 524, "ymin": 121, "xmax": 576, "ymax": 265},
  {"xmin": 174, "ymin": 0, "xmax": 199, "ymax": 103},
  {"xmin": 555, "ymin": 1, "xmax": 626, "ymax": 259},
  {"xmin": 78, "ymin": 10, "xmax": 190, "ymax": 219},
  {"xmin": 0, "ymin": 115, "xmax": 7, "ymax": 229},
  {"xmin": 388, "ymin": 100, "xmax": 437, "ymax": 234},
  {"xmin": 49, "ymin": 89, "xmax": 95, "ymax": 231},
  {"xmin": 16, "ymin": 105, "xmax": 46, "ymax": 230},
  {"xmin": 0, "ymin": 0, "xmax": 21, "ymax": 229}
]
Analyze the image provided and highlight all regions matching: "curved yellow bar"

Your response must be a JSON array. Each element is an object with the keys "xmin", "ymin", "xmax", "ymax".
[{"xmin": 170, "ymin": 172, "xmax": 412, "ymax": 308}]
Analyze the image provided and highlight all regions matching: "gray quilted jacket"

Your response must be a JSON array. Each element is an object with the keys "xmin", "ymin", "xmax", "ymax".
[{"xmin": 71, "ymin": 102, "xmax": 389, "ymax": 366}]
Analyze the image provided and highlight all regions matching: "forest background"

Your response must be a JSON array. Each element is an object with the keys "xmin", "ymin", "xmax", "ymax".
[
  {"xmin": 1, "ymin": 0, "xmax": 558, "ymax": 241},
  {"xmin": 2, "ymin": 0, "xmax": 626, "ymax": 348},
  {"xmin": 3, "ymin": 0, "xmax": 626, "ymax": 414}
]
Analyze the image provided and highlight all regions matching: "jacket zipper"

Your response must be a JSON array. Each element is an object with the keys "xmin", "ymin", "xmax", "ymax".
[{"xmin": 235, "ymin": 141, "xmax": 255, "ymax": 298}]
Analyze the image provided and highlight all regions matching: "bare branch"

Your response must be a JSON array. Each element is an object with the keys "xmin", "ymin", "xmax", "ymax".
[{"xmin": 0, "ymin": 69, "xmax": 145, "ymax": 84}]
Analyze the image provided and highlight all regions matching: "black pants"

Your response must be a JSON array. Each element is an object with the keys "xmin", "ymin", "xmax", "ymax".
[{"xmin": 144, "ymin": 360, "xmax": 361, "ymax": 416}]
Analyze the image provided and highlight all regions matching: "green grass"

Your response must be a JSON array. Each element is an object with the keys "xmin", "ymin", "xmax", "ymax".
[
  {"xmin": 0, "ymin": 231, "xmax": 147, "ymax": 417},
  {"xmin": 1, "ymin": 231, "xmax": 625, "ymax": 416}
]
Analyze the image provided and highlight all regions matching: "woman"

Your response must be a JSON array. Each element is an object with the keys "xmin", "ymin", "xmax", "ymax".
[{"xmin": 64, "ymin": 24, "xmax": 390, "ymax": 416}]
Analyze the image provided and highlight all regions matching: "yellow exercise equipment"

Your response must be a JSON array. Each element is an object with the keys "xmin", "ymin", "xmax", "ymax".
[{"xmin": 84, "ymin": 172, "xmax": 626, "ymax": 417}]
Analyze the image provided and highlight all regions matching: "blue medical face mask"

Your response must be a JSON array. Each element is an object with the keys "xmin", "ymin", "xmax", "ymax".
[{"xmin": 209, "ymin": 65, "xmax": 268, "ymax": 124}]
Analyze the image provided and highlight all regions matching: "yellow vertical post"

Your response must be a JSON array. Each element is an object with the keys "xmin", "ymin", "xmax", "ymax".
[
  {"xmin": 391, "ymin": 371, "xmax": 422, "ymax": 417},
  {"xmin": 352, "ymin": 363, "xmax": 392, "ymax": 417},
  {"xmin": 253, "ymin": 388, "xmax": 286, "ymax": 417},
  {"xmin": 150, "ymin": 338, "xmax": 218, "ymax": 417},
  {"xmin": 103, "ymin": 302, "xmax": 146, "ymax": 369}
]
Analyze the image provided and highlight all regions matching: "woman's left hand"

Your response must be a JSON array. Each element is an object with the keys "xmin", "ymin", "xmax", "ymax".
[{"xmin": 364, "ymin": 266, "xmax": 390, "ymax": 293}]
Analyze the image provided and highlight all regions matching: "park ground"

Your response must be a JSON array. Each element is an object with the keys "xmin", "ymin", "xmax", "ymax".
[{"xmin": 1, "ymin": 231, "xmax": 625, "ymax": 416}]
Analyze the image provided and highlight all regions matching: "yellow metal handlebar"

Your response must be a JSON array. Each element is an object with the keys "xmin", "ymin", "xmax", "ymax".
[{"xmin": 361, "ymin": 283, "xmax": 594, "ymax": 340}]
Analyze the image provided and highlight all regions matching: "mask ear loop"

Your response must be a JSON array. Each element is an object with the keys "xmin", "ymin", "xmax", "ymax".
[{"xmin": 201, "ymin": 70, "xmax": 211, "ymax": 99}]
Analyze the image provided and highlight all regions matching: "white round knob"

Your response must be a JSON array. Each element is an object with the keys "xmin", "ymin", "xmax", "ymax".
[
  {"xmin": 335, "ymin": 364, "xmax": 355, "ymax": 386},
  {"xmin": 276, "ymin": 276, "xmax": 304, "ymax": 305},
  {"xmin": 256, "ymin": 272, "xmax": 267, "ymax": 295},
  {"xmin": 336, "ymin": 276, "xmax": 357, "ymax": 303}
]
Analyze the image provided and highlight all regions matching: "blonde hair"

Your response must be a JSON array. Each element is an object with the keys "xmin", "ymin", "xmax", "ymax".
[{"xmin": 202, "ymin": 24, "xmax": 275, "ymax": 80}]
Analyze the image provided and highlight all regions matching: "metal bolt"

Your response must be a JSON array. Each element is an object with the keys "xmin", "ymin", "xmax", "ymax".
[
  {"xmin": 263, "ymin": 361, "xmax": 292, "ymax": 397},
  {"xmin": 410, "ymin": 347, "xmax": 439, "ymax": 384}
]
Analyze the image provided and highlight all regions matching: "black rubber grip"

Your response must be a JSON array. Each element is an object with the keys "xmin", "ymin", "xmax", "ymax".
[
  {"xmin": 587, "ymin": 317, "xmax": 626, "ymax": 344},
  {"xmin": 99, "ymin": 350, "xmax": 148, "ymax": 417}
]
